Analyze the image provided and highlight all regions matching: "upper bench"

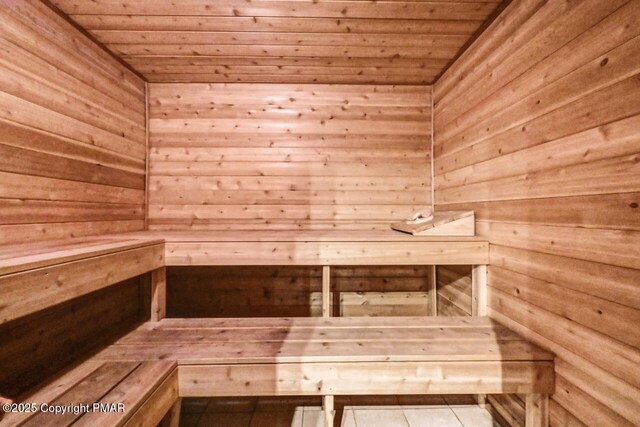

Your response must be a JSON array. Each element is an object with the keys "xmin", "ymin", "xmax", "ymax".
[
  {"xmin": 116, "ymin": 230, "xmax": 489, "ymax": 266},
  {"xmin": 0, "ymin": 236, "xmax": 164, "ymax": 326}
]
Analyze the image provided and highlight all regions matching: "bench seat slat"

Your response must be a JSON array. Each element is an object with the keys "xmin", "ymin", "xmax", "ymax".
[
  {"xmin": 2, "ymin": 360, "xmax": 104, "ymax": 426},
  {"xmin": 20, "ymin": 362, "xmax": 140, "ymax": 426},
  {"xmin": 118, "ymin": 326, "xmax": 526, "ymax": 344},
  {"xmin": 120, "ymin": 370, "xmax": 179, "ymax": 427},
  {"xmin": 3, "ymin": 361, "xmax": 177, "ymax": 427},
  {"xmin": 96, "ymin": 318, "xmax": 554, "ymax": 364},
  {"xmin": 72, "ymin": 361, "xmax": 177, "ymax": 427},
  {"xmin": 0, "ymin": 237, "xmax": 163, "ymax": 276},
  {"xmin": 118, "ymin": 230, "xmax": 488, "ymax": 243},
  {"xmin": 141, "ymin": 316, "xmax": 501, "ymax": 330},
  {"xmin": 96, "ymin": 340, "xmax": 553, "ymax": 364}
]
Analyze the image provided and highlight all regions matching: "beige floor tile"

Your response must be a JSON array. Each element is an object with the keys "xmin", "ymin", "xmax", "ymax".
[
  {"xmin": 403, "ymin": 408, "xmax": 463, "ymax": 427},
  {"xmin": 249, "ymin": 409, "xmax": 304, "ymax": 427},
  {"xmin": 353, "ymin": 409, "xmax": 409, "ymax": 426},
  {"xmin": 397, "ymin": 395, "xmax": 448, "ymax": 408},
  {"xmin": 340, "ymin": 409, "xmax": 357, "ymax": 427},
  {"xmin": 206, "ymin": 397, "xmax": 257, "ymax": 413},
  {"xmin": 450, "ymin": 407, "xmax": 501, "ymax": 427},
  {"xmin": 197, "ymin": 413, "xmax": 252, "ymax": 427},
  {"xmin": 302, "ymin": 409, "xmax": 324, "ymax": 427}
]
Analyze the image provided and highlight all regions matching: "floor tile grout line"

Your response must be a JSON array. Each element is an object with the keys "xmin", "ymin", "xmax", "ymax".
[
  {"xmin": 449, "ymin": 404, "xmax": 468, "ymax": 427},
  {"xmin": 399, "ymin": 406, "xmax": 412, "ymax": 427}
]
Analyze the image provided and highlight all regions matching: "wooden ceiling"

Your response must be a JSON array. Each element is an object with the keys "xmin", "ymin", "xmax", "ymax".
[{"xmin": 52, "ymin": 0, "xmax": 506, "ymax": 85}]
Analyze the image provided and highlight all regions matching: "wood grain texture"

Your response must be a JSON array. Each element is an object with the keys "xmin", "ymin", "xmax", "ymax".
[
  {"xmin": 434, "ymin": 0, "xmax": 640, "ymax": 425},
  {"xmin": 0, "ymin": 243, "xmax": 164, "ymax": 325},
  {"xmin": 147, "ymin": 83, "xmax": 432, "ymax": 230},
  {"xmin": 96, "ymin": 316, "xmax": 554, "ymax": 364},
  {"xmin": 2, "ymin": 359, "xmax": 177, "ymax": 426},
  {"xmin": 436, "ymin": 265, "xmax": 472, "ymax": 316},
  {"xmin": 167, "ymin": 265, "xmax": 434, "ymax": 318},
  {"xmin": 51, "ymin": 0, "xmax": 507, "ymax": 84},
  {"xmin": 85, "ymin": 317, "xmax": 555, "ymax": 399},
  {"xmin": 0, "ymin": 278, "xmax": 144, "ymax": 398},
  {"xmin": 0, "ymin": 0, "xmax": 146, "ymax": 244}
]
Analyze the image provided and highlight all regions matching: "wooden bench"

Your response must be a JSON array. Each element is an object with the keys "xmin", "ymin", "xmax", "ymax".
[
  {"xmin": 113, "ymin": 230, "xmax": 491, "ymax": 318},
  {"xmin": 0, "ymin": 236, "xmax": 166, "ymax": 325},
  {"xmin": 94, "ymin": 316, "xmax": 555, "ymax": 426},
  {"xmin": 118, "ymin": 230, "xmax": 489, "ymax": 266},
  {"xmin": 1, "ymin": 231, "xmax": 550, "ymax": 426},
  {"xmin": 0, "ymin": 235, "xmax": 179, "ymax": 425},
  {"xmin": 1, "ymin": 359, "xmax": 180, "ymax": 426}
]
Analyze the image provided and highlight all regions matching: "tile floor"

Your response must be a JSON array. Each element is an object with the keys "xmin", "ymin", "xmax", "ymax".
[{"xmin": 179, "ymin": 395, "xmax": 503, "ymax": 427}]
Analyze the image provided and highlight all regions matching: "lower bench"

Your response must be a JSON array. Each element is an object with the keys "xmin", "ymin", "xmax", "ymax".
[
  {"xmin": 94, "ymin": 316, "xmax": 555, "ymax": 426},
  {"xmin": 1, "ymin": 360, "xmax": 179, "ymax": 427}
]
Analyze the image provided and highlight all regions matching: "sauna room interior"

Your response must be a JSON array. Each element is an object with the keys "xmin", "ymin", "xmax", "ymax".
[{"xmin": 0, "ymin": 0, "xmax": 638, "ymax": 426}]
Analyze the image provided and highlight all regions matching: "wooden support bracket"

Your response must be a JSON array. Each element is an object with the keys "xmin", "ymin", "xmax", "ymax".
[
  {"xmin": 158, "ymin": 398, "xmax": 182, "ymax": 427},
  {"xmin": 472, "ymin": 264, "xmax": 488, "ymax": 316},
  {"xmin": 151, "ymin": 266, "xmax": 167, "ymax": 321},
  {"xmin": 525, "ymin": 394, "xmax": 549, "ymax": 427},
  {"xmin": 430, "ymin": 265, "xmax": 438, "ymax": 316},
  {"xmin": 322, "ymin": 265, "xmax": 331, "ymax": 317},
  {"xmin": 323, "ymin": 395, "xmax": 335, "ymax": 427}
]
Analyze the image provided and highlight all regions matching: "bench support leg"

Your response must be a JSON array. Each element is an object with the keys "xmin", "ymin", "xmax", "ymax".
[
  {"xmin": 323, "ymin": 395, "xmax": 335, "ymax": 427},
  {"xmin": 151, "ymin": 267, "xmax": 167, "ymax": 321},
  {"xmin": 525, "ymin": 394, "xmax": 548, "ymax": 427},
  {"xmin": 476, "ymin": 393, "xmax": 487, "ymax": 409},
  {"xmin": 472, "ymin": 264, "xmax": 487, "ymax": 316},
  {"xmin": 159, "ymin": 397, "xmax": 181, "ymax": 427},
  {"xmin": 430, "ymin": 265, "xmax": 438, "ymax": 316},
  {"xmin": 322, "ymin": 265, "xmax": 331, "ymax": 317}
]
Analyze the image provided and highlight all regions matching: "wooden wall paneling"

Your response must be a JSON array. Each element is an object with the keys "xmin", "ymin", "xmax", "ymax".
[
  {"xmin": 0, "ymin": 278, "xmax": 144, "ymax": 398},
  {"xmin": 436, "ymin": 265, "xmax": 472, "ymax": 316},
  {"xmin": 0, "ymin": 0, "xmax": 147, "ymax": 244},
  {"xmin": 51, "ymin": 0, "xmax": 508, "ymax": 84},
  {"xmin": 340, "ymin": 292, "xmax": 430, "ymax": 317},
  {"xmin": 148, "ymin": 83, "xmax": 432, "ymax": 231},
  {"xmin": 434, "ymin": 0, "xmax": 640, "ymax": 424},
  {"xmin": 166, "ymin": 266, "xmax": 324, "ymax": 318},
  {"xmin": 165, "ymin": 265, "xmax": 436, "ymax": 318}
]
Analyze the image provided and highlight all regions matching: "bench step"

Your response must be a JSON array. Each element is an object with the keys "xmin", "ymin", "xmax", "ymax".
[{"xmin": 2, "ymin": 360, "xmax": 178, "ymax": 427}]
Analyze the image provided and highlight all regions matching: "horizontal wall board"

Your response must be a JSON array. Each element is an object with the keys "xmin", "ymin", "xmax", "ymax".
[
  {"xmin": 52, "ymin": 1, "xmax": 504, "ymax": 84},
  {"xmin": 148, "ymin": 83, "xmax": 432, "ymax": 230},
  {"xmin": 0, "ymin": 0, "xmax": 146, "ymax": 243},
  {"xmin": 434, "ymin": 0, "xmax": 640, "ymax": 423}
]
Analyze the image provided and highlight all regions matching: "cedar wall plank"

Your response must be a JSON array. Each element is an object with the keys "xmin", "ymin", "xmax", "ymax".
[
  {"xmin": 148, "ymin": 83, "xmax": 432, "ymax": 230},
  {"xmin": 167, "ymin": 266, "xmax": 433, "ymax": 318},
  {"xmin": 434, "ymin": 0, "xmax": 640, "ymax": 425},
  {"xmin": 0, "ymin": 0, "xmax": 146, "ymax": 245},
  {"xmin": 52, "ymin": 0, "xmax": 505, "ymax": 84}
]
